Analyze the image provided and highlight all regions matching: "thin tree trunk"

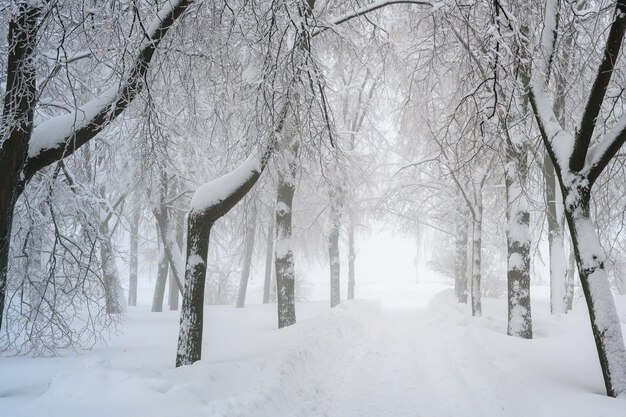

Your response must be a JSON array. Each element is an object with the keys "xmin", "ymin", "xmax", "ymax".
[
  {"xmin": 275, "ymin": 143, "xmax": 298, "ymax": 328},
  {"xmin": 505, "ymin": 153, "xmax": 532, "ymax": 338},
  {"xmin": 471, "ymin": 203, "xmax": 482, "ymax": 317},
  {"xmin": 152, "ymin": 226, "xmax": 169, "ymax": 312},
  {"xmin": 99, "ymin": 222, "xmax": 125, "ymax": 315},
  {"xmin": 455, "ymin": 210, "xmax": 468, "ymax": 303},
  {"xmin": 263, "ymin": 210, "xmax": 275, "ymax": 304},
  {"xmin": 236, "ymin": 206, "xmax": 257, "ymax": 308},
  {"xmin": 566, "ymin": 245, "xmax": 575, "ymax": 311},
  {"xmin": 169, "ymin": 211, "xmax": 183, "ymax": 310},
  {"xmin": 128, "ymin": 208, "xmax": 140, "ymax": 306},
  {"xmin": 329, "ymin": 199, "xmax": 341, "ymax": 308},
  {"xmin": 545, "ymin": 154, "xmax": 567, "ymax": 314},
  {"xmin": 347, "ymin": 219, "xmax": 356, "ymax": 300}
]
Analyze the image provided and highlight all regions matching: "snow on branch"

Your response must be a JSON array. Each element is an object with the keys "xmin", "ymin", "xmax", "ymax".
[
  {"xmin": 190, "ymin": 154, "xmax": 263, "ymax": 213},
  {"xmin": 585, "ymin": 114, "xmax": 626, "ymax": 182},
  {"xmin": 25, "ymin": 0, "xmax": 193, "ymax": 178},
  {"xmin": 312, "ymin": 0, "xmax": 438, "ymax": 37}
]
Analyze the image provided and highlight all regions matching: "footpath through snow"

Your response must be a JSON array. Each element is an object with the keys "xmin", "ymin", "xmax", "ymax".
[{"xmin": 1, "ymin": 281, "xmax": 626, "ymax": 416}]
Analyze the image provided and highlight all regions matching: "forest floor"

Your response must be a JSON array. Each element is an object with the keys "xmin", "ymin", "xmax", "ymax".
[{"xmin": 1, "ymin": 279, "xmax": 626, "ymax": 417}]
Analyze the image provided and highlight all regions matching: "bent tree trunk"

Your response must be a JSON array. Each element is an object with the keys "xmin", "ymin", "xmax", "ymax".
[
  {"xmin": 0, "ymin": 1, "xmax": 192, "ymax": 331},
  {"xmin": 275, "ymin": 143, "xmax": 298, "ymax": 328},
  {"xmin": 176, "ymin": 136, "xmax": 282, "ymax": 367},
  {"xmin": 505, "ymin": 155, "xmax": 532, "ymax": 339},
  {"xmin": 236, "ymin": 205, "xmax": 257, "ymax": 308}
]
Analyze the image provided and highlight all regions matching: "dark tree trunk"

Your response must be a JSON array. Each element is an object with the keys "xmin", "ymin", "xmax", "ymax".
[
  {"xmin": 0, "ymin": 4, "xmax": 40, "ymax": 330},
  {"xmin": 263, "ymin": 211, "xmax": 275, "ymax": 304},
  {"xmin": 275, "ymin": 144, "xmax": 298, "ymax": 328},
  {"xmin": 128, "ymin": 208, "xmax": 140, "ymax": 306},
  {"xmin": 175, "ymin": 213, "xmax": 212, "ymax": 367},
  {"xmin": 236, "ymin": 206, "xmax": 257, "ymax": 308}
]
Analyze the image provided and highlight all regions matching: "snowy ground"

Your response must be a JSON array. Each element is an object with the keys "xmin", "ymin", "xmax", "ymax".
[{"xmin": 2, "ymin": 276, "xmax": 626, "ymax": 417}]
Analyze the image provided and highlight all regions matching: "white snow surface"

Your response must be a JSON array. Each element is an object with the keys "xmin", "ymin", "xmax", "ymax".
[{"xmin": 2, "ymin": 278, "xmax": 626, "ymax": 416}]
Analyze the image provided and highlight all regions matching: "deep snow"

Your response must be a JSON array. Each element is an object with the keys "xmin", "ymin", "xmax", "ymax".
[{"xmin": 1, "ymin": 277, "xmax": 626, "ymax": 417}]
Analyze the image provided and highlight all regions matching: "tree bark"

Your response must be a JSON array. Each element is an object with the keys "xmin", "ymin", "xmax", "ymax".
[
  {"xmin": 169, "ymin": 211, "xmax": 184, "ymax": 310},
  {"xmin": 455, "ymin": 210, "xmax": 468, "ymax": 303},
  {"xmin": 152, "ymin": 226, "xmax": 169, "ymax": 312},
  {"xmin": 564, "ymin": 187, "xmax": 626, "ymax": 398},
  {"xmin": 236, "ymin": 206, "xmax": 257, "ymax": 308},
  {"xmin": 263, "ymin": 210, "xmax": 275, "ymax": 304},
  {"xmin": 99, "ymin": 222, "xmax": 125, "ymax": 315},
  {"xmin": 275, "ymin": 143, "xmax": 298, "ymax": 328},
  {"xmin": 545, "ymin": 154, "xmax": 568, "ymax": 314},
  {"xmin": 347, "ymin": 219, "xmax": 356, "ymax": 300},
  {"xmin": 128, "ymin": 208, "xmax": 140, "ymax": 306},
  {"xmin": 329, "ymin": 201, "xmax": 341, "ymax": 308},
  {"xmin": 175, "ymin": 213, "xmax": 212, "ymax": 367},
  {"xmin": 505, "ymin": 152, "xmax": 532, "ymax": 338},
  {"xmin": 471, "ymin": 201, "xmax": 482, "ymax": 317}
]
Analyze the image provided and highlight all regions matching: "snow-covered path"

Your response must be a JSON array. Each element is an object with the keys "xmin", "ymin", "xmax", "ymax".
[{"xmin": 2, "ymin": 281, "xmax": 626, "ymax": 417}]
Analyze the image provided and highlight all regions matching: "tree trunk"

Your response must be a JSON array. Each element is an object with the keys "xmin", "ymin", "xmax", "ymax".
[
  {"xmin": 99, "ymin": 222, "xmax": 125, "ymax": 315},
  {"xmin": 236, "ymin": 206, "xmax": 257, "ymax": 308},
  {"xmin": 263, "ymin": 211, "xmax": 275, "ymax": 304},
  {"xmin": 564, "ymin": 187, "xmax": 626, "ymax": 398},
  {"xmin": 566, "ymin": 246, "xmax": 575, "ymax": 311},
  {"xmin": 455, "ymin": 211, "xmax": 468, "ymax": 303},
  {"xmin": 152, "ymin": 229, "xmax": 169, "ymax": 312},
  {"xmin": 0, "ymin": 4, "xmax": 40, "ymax": 331},
  {"xmin": 329, "ymin": 202, "xmax": 341, "ymax": 308},
  {"xmin": 175, "ymin": 213, "xmax": 212, "ymax": 367},
  {"xmin": 471, "ymin": 204, "xmax": 482, "ymax": 317},
  {"xmin": 545, "ymin": 154, "xmax": 568, "ymax": 314},
  {"xmin": 347, "ymin": 219, "xmax": 356, "ymax": 300},
  {"xmin": 505, "ymin": 154, "xmax": 532, "ymax": 338},
  {"xmin": 275, "ymin": 144, "xmax": 298, "ymax": 328},
  {"xmin": 169, "ymin": 211, "xmax": 184, "ymax": 310},
  {"xmin": 128, "ymin": 208, "xmax": 140, "ymax": 306}
]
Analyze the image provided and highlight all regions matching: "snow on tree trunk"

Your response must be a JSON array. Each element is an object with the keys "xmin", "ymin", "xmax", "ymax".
[
  {"xmin": 505, "ymin": 155, "xmax": 532, "ymax": 339},
  {"xmin": 169, "ymin": 212, "xmax": 184, "ymax": 310},
  {"xmin": 275, "ymin": 143, "xmax": 298, "ymax": 328},
  {"xmin": 347, "ymin": 219, "xmax": 356, "ymax": 300},
  {"xmin": 455, "ymin": 210, "xmax": 468, "ymax": 303},
  {"xmin": 0, "ymin": 4, "xmax": 39, "ymax": 331},
  {"xmin": 471, "ymin": 202, "xmax": 482, "ymax": 317},
  {"xmin": 565, "ymin": 187, "xmax": 626, "ymax": 397},
  {"xmin": 176, "ymin": 213, "xmax": 212, "ymax": 367},
  {"xmin": 152, "ymin": 230, "xmax": 169, "ymax": 313},
  {"xmin": 566, "ymin": 247, "xmax": 575, "ymax": 311},
  {"xmin": 545, "ymin": 154, "xmax": 567, "ymax": 314},
  {"xmin": 236, "ymin": 206, "xmax": 257, "ymax": 308},
  {"xmin": 328, "ymin": 194, "xmax": 341, "ymax": 308},
  {"xmin": 128, "ymin": 208, "xmax": 140, "ymax": 307},
  {"xmin": 263, "ymin": 211, "xmax": 275, "ymax": 304},
  {"xmin": 99, "ymin": 223, "xmax": 126, "ymax": 315}
]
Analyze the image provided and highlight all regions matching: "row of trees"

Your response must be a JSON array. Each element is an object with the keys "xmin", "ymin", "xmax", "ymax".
[{"xmin": 3, "ymin": 0, "xmax": 626, "ymax": 398}]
